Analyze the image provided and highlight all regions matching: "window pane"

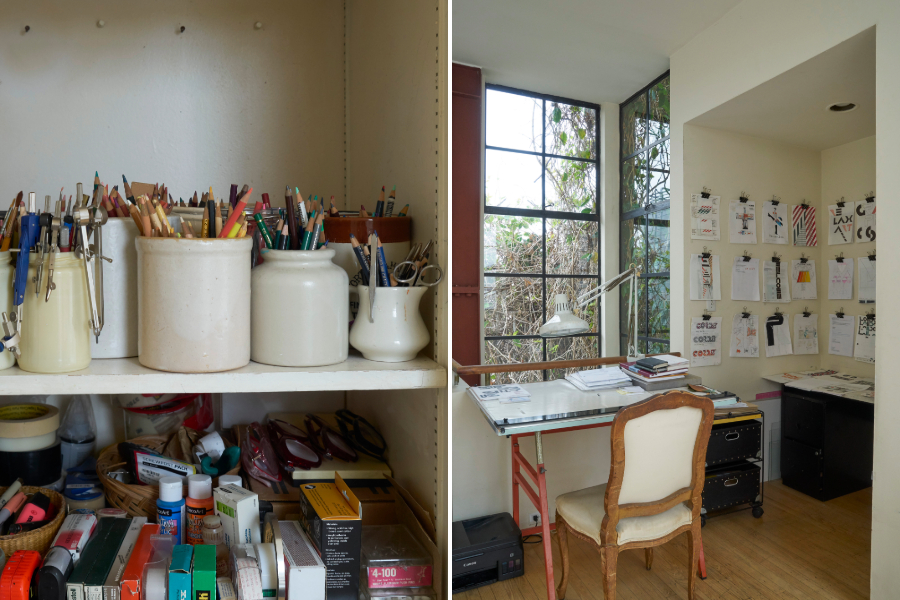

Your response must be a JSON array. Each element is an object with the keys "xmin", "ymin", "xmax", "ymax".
[
  {"xmin": 647, "ymin": 277, "xmax": 670, "ymax": 340},
  {"xmin": 485, "ymin": 149, "xmax": 542, "ymax": 210},
  {"xmin": 648, "ymin": 77, "xmax": 670, "ymax": 145},
  {"xmin": 484, "ymin": 215, "xmax": 542, "ymax": 273},
  {"xmin": 647, "ymin": 139, "xmax": 670, "ymax": 205},
  {"xmin": 485, "ymin": 89, "xmax": 542, "ymax": 152},
  {"xmin": 621, "ymin": 154, "xmax": 647, "ymax": 213},
  {"xmin": 647, "ymin": 209, "xmax": 670, "ymax": 274},
  {"xmin": 647, "ymin": 340, "xmax": 670, "ymax": 354},
  {"xmin": 620, "ymin": 217, "xmax": 647, "ymax": 273},
  {"xmin": 547, "ymin": 336, "xmax": 599, "ymax": 381},
  {"xmin": 544, "ymin": 102, "xmax": 596, "ymax": 160},
  {"xmin": 545, "ymin": 158, "xmax": 596, "ymax": 214},
  {"xmin": 483, "ymin": 339, "xmax": 543, "ymax": 384},
  {"xmin": 622, "ymin": 94, "xmax": 647, "ymax": 156},
  {"xmin": 546, "ymin": 278, "xmax": 599, "ymax": 333},
  {"xmin": 484, "ymin": 276, "xmax": 543, "ymax": 337},
  {"xmin": 547, "ymin": 219, "xmax": 598, "ymax": 275}
]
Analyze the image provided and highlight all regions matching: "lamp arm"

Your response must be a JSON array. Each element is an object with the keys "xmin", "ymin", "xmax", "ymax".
[{"xmin": 573, "ymin": 267, "xmax": 637, "ymax": 309}]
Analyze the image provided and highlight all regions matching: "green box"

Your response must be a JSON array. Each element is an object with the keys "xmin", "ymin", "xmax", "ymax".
[
  {"xmin": 192, "ymin": 545, "xmax": 217, "ymax": 600},
  {"xmin": 168, "ymin": 545, "xmax": 194, "ymax": 600}
]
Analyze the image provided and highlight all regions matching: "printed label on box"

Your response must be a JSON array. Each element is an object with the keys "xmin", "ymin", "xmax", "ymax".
[{"xmin": 367, "ymin": 565, "xmax": 433, "ymax": 588}]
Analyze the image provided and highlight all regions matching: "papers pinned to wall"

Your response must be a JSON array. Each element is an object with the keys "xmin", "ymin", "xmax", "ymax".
[
  {"xmin": 689, "ymin": 254, "xmax": 721, "ymax": 301},
  {"xmin": 731, "ymin": 257, "xmax": 760, "ymax": 301},
  {"xmin": 827, "ymin": 258, "xmax": 854, "ymax": 300},
  {"xmin": 792, "ymin": 204, "xmax": 817, "ymax": 247},
  {"xmin": 859, "ymin": 258, "xmax": 876, "ymax": 303},
  {"xmin": 855, "ymin": 198, "xmax": 876, "ymax": 242},
  {"xmin": 762, "ymin": 261, "xmax": 791, "ymax": 303},
  {"xmin": 793, "ymin": 314, "xmax": 819, "ymax": 355},
  {"xmin": 729, "ymin": 200, "xmax": 757, "ymax": 244},
  {"xmin": 690, "ymin": 316, "xmax": 723, "ymax": 367},
  {"xmin": 827, "ymin": 203, "xmax": 854, "ymax": 245},
  {"xmin": 690, "ymin": 194, "xmax": 721, "ymax": 241},
  {"xmin": 730, "ymin": 314, "xmax": 759, "ymax": 358},
  {"xmin": 762, "ymin": 201, "xmax": 788, "ymax": 245},
  {"xmin": 855, "ymin": 315, "xmax": 876, "ymax": 364},
  {"xmin": 791, "ymin": 259, "xmax": 817, "ymax": 300},
  {"xmin": 828, "ymin": 314, "xmax": 854, "ymax": 357},
  {"xmin": 764, "ymin": 314, "xmax": 793, "ymax": 358}
]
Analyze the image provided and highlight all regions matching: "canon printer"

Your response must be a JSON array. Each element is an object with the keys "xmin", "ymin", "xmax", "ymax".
[{"xmin": 452, "ymin": 512, "xmax": 523, "ymax": 593}]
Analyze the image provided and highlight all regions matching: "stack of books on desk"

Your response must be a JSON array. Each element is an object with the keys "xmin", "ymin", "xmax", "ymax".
[
  {"xmin": 619, "ymin": 355, "xmax": 697, "ymax": 391},
  {"xmin": 565, "ymin": 367, "xmax": 632, "ymax": 391}
]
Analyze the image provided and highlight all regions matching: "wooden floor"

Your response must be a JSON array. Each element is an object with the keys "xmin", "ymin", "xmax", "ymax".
[{"xmin": 458, "ymin": 481, "xmax": 871, "ymax": 600}]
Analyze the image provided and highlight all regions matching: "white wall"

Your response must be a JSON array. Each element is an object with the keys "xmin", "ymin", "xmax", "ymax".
[
  {"xmin": 670, "ymin": 2, "xmax": 900, "ymax": 595},
  {"xmin": 0, "ymin": 0, "xmax": 346, "ymax": 208}
]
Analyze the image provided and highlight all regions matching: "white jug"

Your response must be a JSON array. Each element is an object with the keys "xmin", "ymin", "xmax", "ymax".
[{"xmin": 349, "ymin": 285, "xmax": 429, "ymax": 362}]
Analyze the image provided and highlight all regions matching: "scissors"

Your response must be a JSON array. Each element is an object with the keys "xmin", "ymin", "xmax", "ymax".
[{"xmin": 392, "ymin": 261, "xmax": 443, "ymax": 287}]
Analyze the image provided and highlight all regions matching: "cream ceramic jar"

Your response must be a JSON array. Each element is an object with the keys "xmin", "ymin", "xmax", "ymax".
[{"xmin": 350, "ymin": 285, "xmax": 430, "ymax": 362}]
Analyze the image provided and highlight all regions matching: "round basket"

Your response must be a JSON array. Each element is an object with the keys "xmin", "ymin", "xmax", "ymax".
[
  {"xmin": 96, "ymin": 435, "xmax": 241, "ymax": 519},
  {"xmin": 0, "ymin": 486, "xmax": 65, "ymax": 556}
]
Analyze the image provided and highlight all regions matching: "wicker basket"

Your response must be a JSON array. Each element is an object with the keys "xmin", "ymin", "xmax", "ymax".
[
  {"xmin": 96, "ymin": 435, "xmax": 241, "ymax": 519},
  {"xmin": 0, "ymin": 486, "xmax": 65, "ymax": 556}
]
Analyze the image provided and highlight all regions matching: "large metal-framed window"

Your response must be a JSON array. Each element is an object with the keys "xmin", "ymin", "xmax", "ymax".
[
  {"xmin": 619, "ymin": 72, "xmax": 671, "ymax": 355},
  {"xmin": 482, "ymin": 84, "xmax": 601, "ymax": 383}
]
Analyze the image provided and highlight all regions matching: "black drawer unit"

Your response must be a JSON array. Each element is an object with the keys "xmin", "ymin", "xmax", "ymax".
[
  {"xmin": 706, "ymin": 420, "xmax": 762, "ymax": 466},
  {"xmin": 703, "ymin": 462, "xmax": 761, "ymax": 513}
]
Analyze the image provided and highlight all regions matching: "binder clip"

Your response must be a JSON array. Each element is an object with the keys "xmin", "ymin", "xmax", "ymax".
[
  {"xmin": 799, "ymin": 253, "xmax": 809, "ymax": 264},
  {"xmin": 836, "ymin": 197, "xmax": 846, "ymax": 208},
  {"xmin": 770, "ymin": 195, "xmax": 780, "ymax": 206},
  {"xmin": 773, "ymin": 307, "xmax": 783, "ymax": 317},
  {"xmin": 836, "ymin": 307, "xmax": 845, "ymax": 319},
  {"xmin": 701, "ymin": 246, "xmax": 711, "ymax": 259},
  {"xmin": 742, "ymin": 251, "xmax": 752, "ymax": 262},
  {"xmin": 701, "ymin": 187, "xmax": 712, "ymax": 199},
  {"xmin": 741, "ymin": 307, "xmax": 751, "ymax": 319},
  {"xmin": 702, "ymin": 310, "xmax": 712, "ymax": 321},
  {"xmin": 800, "ymin": 200, "xmax": 810, "ymax": 210},
  {"xmin": 771, "ymin": 252, "xmax": 781, "ymax": 264},
  {"xmin": 865, "ymin": 192, "xmax": 875, "ymax": 203},
  {"xmin": 739, "ymin": 193, "xmax": 749, "ymax": 204},
  {"xmin": 867, "ymin": 251, "xmax": 876, "ymax": 262},
  {"xmin": 802, "ymin": 306, "xmax": 811, "ymax": 318},
  {"xmin": 865, "ymin": 309, "xmax": 875, "ymax": 322},
  {"xmin": 836, "ymin": 252, "xmax": 844, "ymax": 263}
]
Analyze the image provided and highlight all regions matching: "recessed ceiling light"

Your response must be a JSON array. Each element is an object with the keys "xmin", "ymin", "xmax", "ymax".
[{"xmin": 828, "ymin": 102, "xmax": 857, "ymax": 112}]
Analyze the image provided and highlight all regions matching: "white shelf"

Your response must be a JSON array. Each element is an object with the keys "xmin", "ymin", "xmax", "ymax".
[{"xmin": 0, "ymin": 353, "xmax": 447, "ymax": 395}]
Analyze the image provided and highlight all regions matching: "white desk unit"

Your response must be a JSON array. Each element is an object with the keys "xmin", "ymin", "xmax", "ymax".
[{"xmin": 471, "ymin": 379, "xmax": 739, "ymax": 600}]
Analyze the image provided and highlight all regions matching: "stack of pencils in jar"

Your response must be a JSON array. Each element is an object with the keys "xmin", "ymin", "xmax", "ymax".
[
  {"xmin": 348, "ymin": 234, "xmax": 434, "ymax": 287},
  {"xmin": 355, "ymin": 185, "xmax": 409, "ymax": 218},
  {"xmin": 253, "ymin": 188, "xmax": 330, "ymax": 251}
]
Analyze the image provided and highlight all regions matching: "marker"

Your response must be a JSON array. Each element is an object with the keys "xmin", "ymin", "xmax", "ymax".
[
  {"xmin": 0, "ymin": 479, "xmax": 22, "ymax": 511},
  {"xmin": 254, "ymin": 213, "xmax": 274, "ymax": 249},
  {"xmin": 0, "ymin": 493, "xmax": 27, "ymax": 528}
]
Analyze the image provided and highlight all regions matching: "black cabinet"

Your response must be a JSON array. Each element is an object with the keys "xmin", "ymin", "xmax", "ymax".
[
  {"xmin": 781, "ymin": 388, "xmax": 874, "ymax": 501},
  {"xmin": 702, "ymin": 416, "xmax": 764, "ymax": 523}
]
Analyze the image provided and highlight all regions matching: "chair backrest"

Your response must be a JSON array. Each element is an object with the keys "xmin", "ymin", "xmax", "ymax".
[{"xmin": 602, "ymin": 391, "xmax": 714, "ymax": 535}]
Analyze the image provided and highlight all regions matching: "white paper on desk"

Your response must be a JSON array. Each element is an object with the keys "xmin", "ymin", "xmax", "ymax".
[
  {"xmin": 499, "ymin": 397, "xmax": 531, "ymax": 404},
  {"xmin": 690, "ymin": 194, "xmax": 720, "ymax": 240},
  {"xmin": 859, "ymin": 258, "xmax": 876, "ymax": 303},
  {"xmin": 762, "ymin": 202, "xmax": 788, "ymax": 245},
  {"xmin": 798, "ymin": 369, "xmax": 838, "ymax": 377},
  {"xmin": 828, "ymin": 314, "xmax": 855, "ymax": 357},
  {"xmin": 827, "ymin": 204, "xmax": 854, "ymax": 245},
  {"xmin": 764, "ymin": 314, "xmax": 792, "ymax": 358},
  {"xmin": 729, "ymin": 200, "xmax": 757, "ymax": 244},
  {"xmin": 793, "ymin": 314, "xmax": 819, "ymax": 355},
  {"xmin": 762, "ymin": 372, "xmax": 809, "ymax": 384},
  {"xmin": 690, "ymin": 254, "xmax": 721, "ymax": 301},
  {"xmin": 843, "ymin": 389, "xmax": 875, "ymax": 403},
  {"xmin": 855, "ymin": 199, "xmax": 876, "ymax": 242},
  {"xmin": 828, "ymin": 259, "xmax": 853, "ymax": 300},
  {"xmin": 468, "ymin": 384, "xmax": 531, "ymax": 401},
  {"xmin": 855, "ymin": 315, "xmax": 876, "ymax": 364},
  {"xmin": 689, "ymin": 317, "xmax": 723, "ymax": 367},
  {"xmin": 762, "ymin": 261, "xmax": 791, "ymax": 302},
  {"xmin": 731, "ymin": 257, "xmax": 760, "ymax": 301},
  {"xmin": 791, "ymin": 260, "xmax": 817, "ymax": 300},
  {"xmin": 617, "ymin": 386, "xmax": 645, "ymax": 395},
  {"xmin": 730, "ymin": 314, "xmax": 759, "ymax": 358}
]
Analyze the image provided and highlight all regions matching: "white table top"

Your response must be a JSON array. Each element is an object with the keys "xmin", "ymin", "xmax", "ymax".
[
  {"xmin": 471, "ymin": 379, "xmax": 739, "ymax": 436},
  {"xmin": 761, "ymin": 370, "xmax": 875, "ymax": 404}
]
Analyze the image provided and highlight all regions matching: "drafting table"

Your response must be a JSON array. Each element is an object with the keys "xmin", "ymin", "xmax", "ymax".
[{"xmin": 472, "ymin": 379, "xmax": 740, "ymax": 600}]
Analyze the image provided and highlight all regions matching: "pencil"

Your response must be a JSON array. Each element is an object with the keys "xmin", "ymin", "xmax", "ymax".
[
  {"xmin": 237, "ymin": 184, "xmax": 249, "ymax": 204},
  {"xmin": 274, "ymin": 219, "xmax": 284, "ymax": 249},
  {"xmin": 219, "ymin": 188, "xmax": 251, "ymax": 238},
  {"xmin": 180, "ymin": 217, "xmax": 192, "ymax": 238},
  {"xmin": 398, "ymin": 204, "xmax": 409, "ymax": 217},
  {"xmin": 284, "ymin": 185, "xmax": 299, "ymax": 249},
  {"xmin": 329, "ymin": 196, "xmax": 340, "ymax": 217},
  {"xmin": 376, "ymin": 235, "xmax": 391, "ymax": 287},
  {"xmin": 215, "ymin": 200, "xmax": 223, "ymax": 238},
  {"xmin": 297, "ymin": 190, "xmax": 309, "ymax": 228},
  {"xmin": 374, "ymin": 186, "xmax": 385, "ymax": 217},
  {"xmin": 254, "ymin": 213, "xmax": 274, "ymax": 249},
  {"xmin": 279, "ymin": 224, "xmax": 290, "ymax": 250},
  {"xmin": 93, "ymin": 171, "xmax": 100, "ymax": 193},
  {"xmin": 300, "ymin": 210, "xmax": 316, "ymax": 250},
  {"xmin": 385, "ymin": 186, "xmax": 396, "ymax": 217},
  {"xmin": 309, "ymin": 212, "xmax": 324, "ymax": 250},
  {"xmin": 349, "ymin": 233, "xmax": 370, "ymax": 281},
  {"xmin": 226, "ymin": 213, "xmax": 246, "ymax": 238},
  {"xmin": 360, "ymin": 205, "xmax": 369, "ymax": 218},
  {"xmin": 122, "ymin": 175, "xmax": 134, "ymax": 202},
  {"xmin": 229, "ymin": 184, "xmax": 238, "ymax": 209},
  {"xmin": 201, "ymin": 204, "xmax": 210, "ymax": 238}
]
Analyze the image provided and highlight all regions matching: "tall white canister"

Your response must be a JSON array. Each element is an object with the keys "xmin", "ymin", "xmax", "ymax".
[
  {"xmin": 251, "ymin": 249, "xmax": 348, "ymax": 367},
  {"xmin": 0, "ymin": 252, "xmax": 14, "ymax": 370},
  {"xmin": 136, "ymin": 237, "xmax": 252, "ymax": 373}
]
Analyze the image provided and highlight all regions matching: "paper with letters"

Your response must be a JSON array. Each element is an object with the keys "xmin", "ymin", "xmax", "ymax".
[
  {"xmin": 690, "ymin": 194, "xmax": 720, "ymax": 241},
  {"xmin": 828, "ymin": 314, "xmax": 854, "ymax": 357},
  {"xmin": 791, "ymin": 260, "xmax": 817, "ymax": 300},
  {"xmin": 858, "ymin": 258, "xmax": 876, "ymax": 303},
  {"xmin": 689, "ymin": 254, "xmax": 721, "ymax": 301},
  {"xmin": 827, "ymin": 204, "xmax": 854, "ymax": 245},
  {"xmin": 827, "ymin": 259, "xmax": 854, "ymax": 300},
  {"xmin": 855, "ymin": 199, "xmax": 876, "ymax": 242},
  {"xmin": 690, "ymin": 317, "xmax": 723, "ymax": 367},
  {"xmin": 762, "ymin": 201, "xmax": 788, "ymax": 244},
  {"xmin": 731, "ymin": 257, "xmax": 760, "ymax": 301},
  {"xmin": 729, "ymin": 200, "xmax": 757, "ymax": 244},
  {"xmin": 792, "ymin": 205, "xmax": 817, "ymax": 246},
  {"xmin": 730, "ymin": 314, "xmax": 759, "ymax": 358},
  {"xmin": 793, "ymin": 314, "xmax": 819, "ymax": 355},
  {"xmin": 855, "ymin": 315, "xmax": 875, "ymax": 364},
  {"xmin": 764, "ymin": 314, "xmax": 793, "ymax": 358},
  {"xmin": 762, "ymin": 260, "xmax": 791, "ymax": 303}
]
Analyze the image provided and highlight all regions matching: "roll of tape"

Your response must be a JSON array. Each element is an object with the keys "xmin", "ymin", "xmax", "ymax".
[
  {"xmin": 0, "ymin": 441, "xmax": 62, "ymax": 487},
  {"xmin": 235, "ymin": 558, "xmax": 263, "ymax": 600},
  {"xmin": 0, "ymin": 431, "xmax": 57, "ymax": 453},
  {"xmin": 145, "ymin": 566, "xmax": 167, "ymax": 600},
  {"xmin": 0, "ymin": 405, "xmax": 59, "ymax": 442},
  {"xmin": 253, "ymin": 544, "xmax": 277, "ymax": 599},
  {"xmin": 263, "ymin": 515, "xmax": 286, "ymax": 600}
]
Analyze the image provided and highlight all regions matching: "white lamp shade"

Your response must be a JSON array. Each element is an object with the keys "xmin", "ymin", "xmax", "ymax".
[{"xmin": 539, "ymin": 294, "xmax": 590, "ymax": 338}]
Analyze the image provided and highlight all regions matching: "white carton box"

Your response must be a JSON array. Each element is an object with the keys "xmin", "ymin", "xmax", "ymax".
[
  {"xmin": 213, "ymin": 484, "xmax": 261, "ymax": 548},
  {"xmin": 281, "ymin": 521, "xmax": 326, "ymax": 600}
]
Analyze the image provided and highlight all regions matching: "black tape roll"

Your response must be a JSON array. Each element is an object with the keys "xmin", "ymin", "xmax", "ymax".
[{"xmin": 0, "ymin": 441, "xmax": 62, "ymax": 486}]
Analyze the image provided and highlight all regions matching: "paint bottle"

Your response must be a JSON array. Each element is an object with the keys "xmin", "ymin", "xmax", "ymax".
[
  {"xmin": 156, "ymin": 476, "xmax": 185, "ymax": 543},
  {"xmin": 217, "ymin": 475, "xmax": 242, "ymax": 488},
  {"xmin": 201, "ymin": 515, "xmax": 230, "ymax": 578},
  {"xmin": 186, "ymin": 474, "xmax": 214, "ymax": 545}
]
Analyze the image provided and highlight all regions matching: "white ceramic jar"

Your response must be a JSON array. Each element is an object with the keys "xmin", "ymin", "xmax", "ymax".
[
  {"xmin": 137, "ymin": 237, "xmax": 252, "ymax": 373},
  {"xmin": 0, "ymin": 252, "xmax": 14, "ymax": 370},
  {"xmin": 349, "ymin": 285, "xmax": 430, "ymax": 362},
  {"xmin": 91, "ymin": 218, "xmax": 139, "ymax": 358},
  {"xmin": 251, "ymin": 249, "xmax": 349, "ymax": 367},
  {"xmin": 18, "ymin": 252, "xmax": 92, "ymax": 373}
]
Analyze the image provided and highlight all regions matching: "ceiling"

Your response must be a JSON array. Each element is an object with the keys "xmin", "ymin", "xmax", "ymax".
[
  {"xmin": 452, "ymin": 0, "xmax": 742, "ymax": 104},
  {"xmin": 690, "ymin": 28, "xmax": 875, "ymax": 150}
]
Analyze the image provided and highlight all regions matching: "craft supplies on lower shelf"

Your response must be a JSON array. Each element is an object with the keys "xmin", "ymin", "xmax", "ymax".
[{"xmin": 0, "ymin": 486, "xmax": 65, "ymax": 556}]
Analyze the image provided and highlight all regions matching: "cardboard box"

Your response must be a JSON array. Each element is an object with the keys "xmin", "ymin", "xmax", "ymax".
[
  {"xmin": 120, "ymin": 524, "xmax": 160, "ymax": 600},
  {"xmin": 191, "ymin": 545, "xmax": 216, "ymax": 600},
  {"xmin": 214, "ymin": 484, "xmax": 261, "ymax": 548},
  {"xmin": 298, "ymin": 474, "xmax": 362, "ymax": 600},
  {"xmin": 101, "ymin": 517, "xmax": 148, "ymax": 600},
  {"xmin": 167, "ymin": 545, "xmax": 193, "ymax": 600},
  {"xmin": 68, "ymin": 518, "xmax": 132, "ymax": 600},
  {"xmin": 280, "ymin": 521, "xmax": 326, "ymax": 600}
]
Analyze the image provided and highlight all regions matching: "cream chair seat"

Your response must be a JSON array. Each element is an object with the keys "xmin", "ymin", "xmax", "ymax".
[{"xmin": 556, "ymin": 483, "xmax": 693, "ymax": 545}]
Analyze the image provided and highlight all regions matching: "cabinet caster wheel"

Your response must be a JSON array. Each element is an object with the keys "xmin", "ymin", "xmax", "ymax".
[
  {"xmin": 752, "ymin": 506, "xmax": 764, "ymax": 519},
  {"xmin": 700, "ymin": 515, "xmax": 707, "ymax": 527}
]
